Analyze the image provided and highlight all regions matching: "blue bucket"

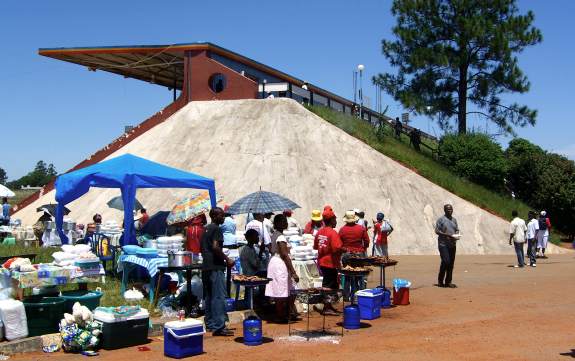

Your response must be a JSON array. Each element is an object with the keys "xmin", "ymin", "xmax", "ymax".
[
  {"xmin": 225, "ymin": 298, "xmax": 235, "ymax": 312},
  {"xmin": 343, "ymin": 305, "xmax": 360, "ymax": 329},
  {"xmin": 243, "ymin": 316, "xmax": 262, "ymax": 346},
  {"xmin": 381, "ymin": 288, "xmax": 392, "ymax": 309}
]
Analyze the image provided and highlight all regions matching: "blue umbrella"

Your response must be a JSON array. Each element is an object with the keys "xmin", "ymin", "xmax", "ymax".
[{"xmin": 227, "ymin": 190, "xmax": 300, "ymax": 215}]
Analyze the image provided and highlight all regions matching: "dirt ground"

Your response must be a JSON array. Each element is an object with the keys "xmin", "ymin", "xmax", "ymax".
[{"xmin": 11, "ymin": 254, "xmax": 575, "ymax": 361}]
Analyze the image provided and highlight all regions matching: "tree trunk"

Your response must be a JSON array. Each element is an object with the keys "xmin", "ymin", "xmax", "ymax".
[{"xmin": 457, "ymin": 64, "xmax": 468, "ymax": 134}]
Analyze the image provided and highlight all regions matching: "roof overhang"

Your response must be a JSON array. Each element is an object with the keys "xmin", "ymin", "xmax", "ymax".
[{"xmin": 38, "ymin": 42, "xmax": 355, "ymax": 107}]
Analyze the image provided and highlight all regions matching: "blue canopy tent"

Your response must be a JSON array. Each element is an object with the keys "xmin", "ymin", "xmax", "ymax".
[{"xmin": 54, "ymin": 154, "xmax": 217, "ymax": 245}]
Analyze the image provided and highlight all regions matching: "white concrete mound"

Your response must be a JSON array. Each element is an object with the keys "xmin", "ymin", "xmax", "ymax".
[{"xmin": 14, "ymin": 98, "xmax": 567, "ymax": 255}]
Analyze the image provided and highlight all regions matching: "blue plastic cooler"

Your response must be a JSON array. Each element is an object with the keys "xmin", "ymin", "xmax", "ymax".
[
  {"xmin": 356, "ymin": 288, "xmax": 383, "ymax": 320},
  {"xmin": 164, "ymin": 319, "xmax": 205, "ymax": 358}
]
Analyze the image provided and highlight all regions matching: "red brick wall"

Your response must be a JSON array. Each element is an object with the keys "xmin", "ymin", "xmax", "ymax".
[{"xmin": 188, "ymin": 50, "xmax": 258, "ymax": 101}]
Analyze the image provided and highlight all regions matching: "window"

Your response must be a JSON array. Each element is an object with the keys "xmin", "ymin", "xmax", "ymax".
[{"xmin": 208, "ymin": 73, "xmax": 227, "ymax": 93}]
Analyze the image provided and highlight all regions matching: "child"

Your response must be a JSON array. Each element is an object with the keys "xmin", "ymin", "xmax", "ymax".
[
  {"xmin": 372, "ymin": 212, "xmax": 394, "ymax": 257},
  {"xmin": 240, "ymin": 229, "xmax": 261, "ymax": 276}
]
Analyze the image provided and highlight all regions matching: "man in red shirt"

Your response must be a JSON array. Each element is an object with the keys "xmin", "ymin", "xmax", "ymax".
[
  {"xmin": 339, "ymin": 210, "xmax": 370, "ymax": 300},
  {"xmin": 313, "ymin": 209, "xmax": 342, "ymax": 315}
]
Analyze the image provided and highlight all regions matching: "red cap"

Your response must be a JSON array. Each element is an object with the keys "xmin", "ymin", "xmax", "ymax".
[
  {"xmin": 283, "ymin": 209, "xmax": 293, "ymax": 216},
  {"xmin": 322, "ymin": 209, "xmax": 335, "ymax": 221},
  {"xmin": 223, "ymin": 205, "xmax": 230, "ymax": 212},
  {"xmin": 323, "ymin": 204, "xmax": 333, "ymax": 212}
]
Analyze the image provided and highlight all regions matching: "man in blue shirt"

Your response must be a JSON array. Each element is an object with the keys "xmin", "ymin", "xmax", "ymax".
[{"xmin": 1, "ymin": 198, "xmax": 10, "ymax": 226}]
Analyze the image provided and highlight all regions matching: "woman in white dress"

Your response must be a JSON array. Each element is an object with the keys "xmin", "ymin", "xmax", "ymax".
[{"xmin": 265, "ymin": 214, "xmax": 299, "ymax": 322}]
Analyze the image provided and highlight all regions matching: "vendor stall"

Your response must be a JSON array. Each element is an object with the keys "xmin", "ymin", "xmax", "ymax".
[{"xmin": 53, "ymin": 154, "xmax": 217, "ymax": 246}]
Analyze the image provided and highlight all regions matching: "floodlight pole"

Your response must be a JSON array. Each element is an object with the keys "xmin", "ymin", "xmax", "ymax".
[{"xmin": 357, "ymin": 64, "xmax": 365, "ymax": 119}]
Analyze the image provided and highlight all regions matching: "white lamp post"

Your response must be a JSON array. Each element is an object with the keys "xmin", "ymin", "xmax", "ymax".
[{"xmin": 357, "ymin": 64, "xmax": 365, "ymax": 118}]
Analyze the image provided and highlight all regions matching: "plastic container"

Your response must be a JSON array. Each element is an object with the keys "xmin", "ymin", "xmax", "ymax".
[
  {"xmin": 122, "ymin": 245, "xmax": 141, "ymax": 255},
  {"xmin": 243, "ymin": 316, "xmax": 262, "ymax": 346},
  {"xmin": 393, "ymin": 287, "xmax": 410, "ymax": 305},
  {"xmin": 23, "ymin": 296, "xmax": 66, "ymax": 336},
  {"xmin": 60, "ymin": 290, "xmax": 103, "ymax": 312},
  {"xmin": 94, "ymin": 309, "xmax": 149, "ymax": 350},
  {"xmin": 164, "ymin": 319, "xmax": 205, "ymax": 358},
  {"xmin": 225, "ymin": 298, "xmax": 235, "ymax": 312},
  {"xmin": 356, "ymin": 288, "xmax": 383, "ymax": 320},
  {"xmin": 136, "ymin": 248, "xmax": 158, "ymax": 259},
  {"xmin": 381, "ymin": 288, "xmax": 392, "ymax": 308},
  {"xmin": 343, "ymin": 305, "xmax": 360, "ymax": 329}
]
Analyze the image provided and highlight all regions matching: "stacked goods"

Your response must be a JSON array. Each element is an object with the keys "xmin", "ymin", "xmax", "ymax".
[
  {"xmin": 284, "ymin": 228, "xmax": 300, "ymax": 237},
  {"xmin": 0, "ymin": 299, "xmax": 28, "ymax": 341},
  {"xmin": 153, "ymin": 236, "xmax": 184, "ymax": 256},
  {"xmin": 290, "ymin": 245, "xmax": 317, "ymax": 261},
  {"xmin": 55, "ymin": 245, "xmax": 97, "ymax": 266}
]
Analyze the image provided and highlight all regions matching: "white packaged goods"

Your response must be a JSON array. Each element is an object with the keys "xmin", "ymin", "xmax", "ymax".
[{"xmin": 0, "ymin": 299, "xmax": 29, "ymax": 341}]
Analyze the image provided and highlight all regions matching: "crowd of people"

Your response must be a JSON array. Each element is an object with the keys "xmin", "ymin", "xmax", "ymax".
[
  {"xmin": 509, "ymin": 209, "xmax": 552, "ymax": 268},
  {"xmin": 195, "ymin": 206, "xmax": 395, "ymax": 335}
]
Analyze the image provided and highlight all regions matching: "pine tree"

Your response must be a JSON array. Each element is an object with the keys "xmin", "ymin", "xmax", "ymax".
[{"xmin": 374, "ymin": 0, "xmax": 542, "ymax": 134}]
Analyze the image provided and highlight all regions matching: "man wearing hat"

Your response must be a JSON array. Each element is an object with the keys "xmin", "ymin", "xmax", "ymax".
[
  {"xmin": 339, "ymin": 210, "xmax": 370, "ymax": 299},
  {"xmin": 303, "ymin": 210, "xmax": 324, "ymax": 236},
  {"xmin": 313, "ymin": 209, "xmax": 343, "ymax": 315}
]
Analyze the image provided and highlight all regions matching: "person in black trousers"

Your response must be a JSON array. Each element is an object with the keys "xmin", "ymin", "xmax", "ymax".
[{"xmin": 435, "ymin": 204, "xmax": 460, "ymax": 288}]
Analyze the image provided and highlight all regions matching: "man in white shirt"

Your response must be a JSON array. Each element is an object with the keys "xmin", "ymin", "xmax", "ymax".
[
  {"xmin": 509, "ymin": 210, "xmax": 527, "ymax": 268},
  {"xmin": 526, "ymin": 211, "xmax": 539, "ymax": 267}
]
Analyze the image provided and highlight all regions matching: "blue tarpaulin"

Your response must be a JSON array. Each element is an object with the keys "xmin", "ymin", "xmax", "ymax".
[{"xmin": 54, "ymin": 154, "xmax": 217, "ymax": 245}]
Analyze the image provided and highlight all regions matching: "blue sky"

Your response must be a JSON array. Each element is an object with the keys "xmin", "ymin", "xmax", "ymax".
[{"xmin": 1, "ymin": 0, "xmax": 574, "ymax": 181}]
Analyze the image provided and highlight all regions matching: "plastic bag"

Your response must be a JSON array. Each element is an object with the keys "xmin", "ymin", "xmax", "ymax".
[{"xmin": 393, "ymin": 278, "xmax": 412, "ymax": 291}]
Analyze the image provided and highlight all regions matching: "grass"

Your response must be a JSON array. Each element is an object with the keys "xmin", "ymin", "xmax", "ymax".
[
  {"xmin": 10, "ymin": 189, "xmax": 35, "ymax": 207},
  {"xmin": 307, "ymin": 105, "xmax": 564, "ymax": 245},
  {"xmin": 0, "ymin": 244, "xmax": 154, "ymax": 311}
]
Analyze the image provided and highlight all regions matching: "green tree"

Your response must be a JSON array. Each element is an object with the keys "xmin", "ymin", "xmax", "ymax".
[
  {"xmin": 506, "ymin": 138, "xmax": 575, "ymax": 238},
  {"xmin": 0, "ymin": 167, "xmax": 6, "ymax": 185},
  {"xmin": 438, "ymin": 133, "xmax": 507, "ymax": 191},
  {"xmin": 374, "ymin": 0, "xmax": 542, "ymax": 135},
  {"xmin": 7, "ymin": 161, "xmax": 57, "ymax": 189}
]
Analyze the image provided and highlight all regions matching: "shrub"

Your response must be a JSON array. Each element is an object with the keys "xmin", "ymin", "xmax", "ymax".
[{"xmin": 438, "ymin": 133, "xmax": 507, "ymax": 191}]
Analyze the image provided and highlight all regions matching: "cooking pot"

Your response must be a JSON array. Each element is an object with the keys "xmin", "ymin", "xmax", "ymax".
[
  {"xmin": 167, "ymin": 251, "xmax": 195, "ymax": 267},
  {"xmin": 44, "ymin": 221, "xmax": 55, "ymax": 230}
]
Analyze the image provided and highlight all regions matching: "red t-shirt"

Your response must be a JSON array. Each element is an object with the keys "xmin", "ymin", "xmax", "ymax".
[
  {"xmin": 186, "ymin": 225, "xmax": 204, "ymax": 254},
  {"xmin": 339, "ymin": 224, "xmax": 370, "ymax": 253},
  {"xmin": 140, "ymin": 213, "xmax": 150, "ymax": 226},
  {"xmin": 303, "ymin": 221, "xmax": 323, "ymax": 235},
  {"xmin": 373, "ymin": 222, "xmax": 388, "ymax": 245},
  {"xmin": 314, "ymin": 227, "xmax": 343, "ymax": 269}
]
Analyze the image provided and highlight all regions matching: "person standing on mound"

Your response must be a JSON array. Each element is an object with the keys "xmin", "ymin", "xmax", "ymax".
[{"xmin": 435, "ymin": 204, "xmax": 459, "ymax": 288}]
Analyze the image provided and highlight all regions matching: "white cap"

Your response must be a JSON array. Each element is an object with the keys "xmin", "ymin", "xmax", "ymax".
[{"xmin": 540, "ymin": 211, "xmax": 547, "ymax": 216}]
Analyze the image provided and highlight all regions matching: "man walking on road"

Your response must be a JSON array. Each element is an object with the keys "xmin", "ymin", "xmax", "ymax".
[
  {"xmin": 526, "ymin": 211, "xmax": 539, "ymax": 267},
  {"xmin": 435, "ymin": 204, "xmax": 460, "ymax": 288},
  {"xmin": 537, "ymin": 211, "xmax": 551, "ymax": 258},
  {"xmin": 509, "ymin": 210, "xmax": 527, "ymax": 268}
]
